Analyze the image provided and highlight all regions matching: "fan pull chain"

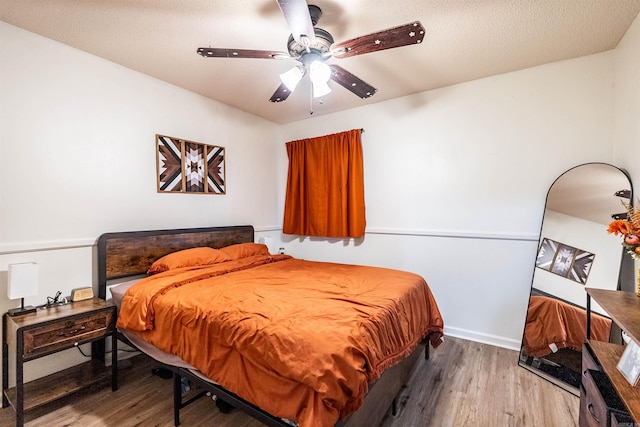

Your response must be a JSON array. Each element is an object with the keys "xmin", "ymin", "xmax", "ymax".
[{"xmin": 309, "ymin": 83, "xmax": 314, "ymax": 115}]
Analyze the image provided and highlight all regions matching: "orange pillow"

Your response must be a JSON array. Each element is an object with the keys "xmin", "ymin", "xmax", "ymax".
[
  {"xmin": 219, "ymin": 243, "xmax": 270, "ymax": 260},
  {"xmin": 147, "ymin": 247, "xmax": 231, "ymax": 275}
]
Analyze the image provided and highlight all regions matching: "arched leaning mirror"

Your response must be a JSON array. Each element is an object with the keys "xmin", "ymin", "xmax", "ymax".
[{"xmin": 519, "ymin": 163, "xmax": 634, "ymax": 395}]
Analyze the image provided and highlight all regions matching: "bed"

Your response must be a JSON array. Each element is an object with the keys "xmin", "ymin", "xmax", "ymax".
[
  {"xmin": 519, "ymin": 291, "xmax": 613, "ymax": 391},
  {"xmin": 522, "ymin": 294, "xmax": 611, "ymax": 358},
  {"xmin": 97, "ymin": 225, "xmax": 444, "ymax": 427}
]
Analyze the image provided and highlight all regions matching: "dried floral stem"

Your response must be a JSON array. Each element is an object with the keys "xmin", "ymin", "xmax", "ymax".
[{"xmin": 624, "ymin": 199, "xmax": 640, "ymax": 233}]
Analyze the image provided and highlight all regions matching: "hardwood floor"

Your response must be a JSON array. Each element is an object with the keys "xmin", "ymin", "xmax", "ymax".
[
  {"xmin": 380, "ymin": 337, "xmax": 579, "ymax": 427},
  {"xmin": 0, "ymin": 336, "xmax": 579, "ymax": 426}
]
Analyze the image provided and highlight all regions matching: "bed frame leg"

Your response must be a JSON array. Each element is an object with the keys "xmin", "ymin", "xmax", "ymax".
[
  {"xmin": 391, "ymin": 397, "xmax": 398, "ymax": 416},
  {"xmin": 425, "ymin": 341, "xmax": 430, "ymax": 360},
  {"xmin": 173, "ymin": 371, "xmax": 181, "ymax": 426}
]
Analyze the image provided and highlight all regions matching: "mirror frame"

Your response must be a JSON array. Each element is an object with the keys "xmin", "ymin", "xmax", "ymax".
[{"xmin": 519, "ymin": 162, "xmax": 634, "ymax": 394}]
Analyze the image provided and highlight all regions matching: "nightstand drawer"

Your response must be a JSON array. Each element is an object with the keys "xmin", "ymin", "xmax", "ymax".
[
  {"xmin": 582, "ymin": 343, "xmax": 601, "ymax": 374},
  {"xmin": 581, "ymin": 368, "xmax": 630, "ymax": 427},
  {"xmin": 22, "ymin": 310, "xmax": 115, "ymax": 357},
  {"xmin": 582, "ymin": 369, "xmax": 608, "ymax": 427}
]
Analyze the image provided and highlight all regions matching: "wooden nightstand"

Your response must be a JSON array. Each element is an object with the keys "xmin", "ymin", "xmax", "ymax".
[{"xmin": 2, "ymin": 298, "xmax": 118, "ymax": 427}]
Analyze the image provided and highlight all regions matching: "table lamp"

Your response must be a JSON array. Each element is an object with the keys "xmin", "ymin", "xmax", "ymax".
[{"xmin": 7, "ymin": 262, "xmax": 38, "ymax": 316}]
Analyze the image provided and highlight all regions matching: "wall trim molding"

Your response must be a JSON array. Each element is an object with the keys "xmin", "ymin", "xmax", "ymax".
[
  {"xmin": 365, "ymin": 227, "xmax": 538, "ymax": 242},
  {"xmin": 259, "ymin": 225, "xmax": 539, "ymax": 242},
  {"xmin": 444, "ymin": 325, "xmax": 522, "ymax": 352},
  {"xmin": 0, "ymin": 238, "xmax": 96, "ymax": 255},
  {"xmin": 0, "ymin": 226, "xmax": 538, "ymax": 254}
]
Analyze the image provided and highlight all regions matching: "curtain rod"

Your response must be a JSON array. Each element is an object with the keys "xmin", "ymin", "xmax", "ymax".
[{"xmin": 286, "ymin": 129, "xmax": 364, "ymax": 144}]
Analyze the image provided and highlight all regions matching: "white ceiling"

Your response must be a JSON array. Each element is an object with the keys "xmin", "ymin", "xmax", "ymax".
[{"xmin": 1, "ymin": 0, "xmax": 640, "ymax": 124}]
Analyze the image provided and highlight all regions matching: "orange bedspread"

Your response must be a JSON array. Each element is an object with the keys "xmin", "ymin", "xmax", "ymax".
[
  {"xmin": 117, "ymin": 255, "xmax": 444, "ymax": 427},
  {"xmin": 523, "ymin": 295, "xmax": 611, "ymax": 358}
]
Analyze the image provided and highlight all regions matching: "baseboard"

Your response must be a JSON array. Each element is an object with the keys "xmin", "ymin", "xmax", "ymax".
[{"xmin": 444, "ymin": 325, "xmax": 522, "ymax": 352}]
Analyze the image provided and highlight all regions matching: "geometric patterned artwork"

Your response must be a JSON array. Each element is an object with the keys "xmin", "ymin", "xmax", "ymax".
[
  {"xmin": 569, "ymin": 249, "xmax": 595, "ymax": 284},
  {"xmin": 156, "ymin": 134, "xmax": 225, "ymax": 194},
  {"xmin": 206, "ymin": 144, "xmax": 226, "ymax": 194},
  {"xmin": 536, "ymin": 237, "xmax": 595, "ymax": 284},
  {"xmin": 535, "ymin": 238, "xmax": 558, "ymax": 272},
  {"xmin": 550, "ymin": 244, "xmax": 577, "ymax": 277}
]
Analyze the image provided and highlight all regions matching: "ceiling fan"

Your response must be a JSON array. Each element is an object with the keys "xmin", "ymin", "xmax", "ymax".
[{"xmin": 197, "ymin": 0, "xmax": 425, "ymax": 104}]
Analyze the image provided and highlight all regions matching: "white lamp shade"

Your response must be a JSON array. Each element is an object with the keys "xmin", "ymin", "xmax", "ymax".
[
  {"xmin": 309, "ymin": 61, "xmax": 332, "ymax": 98},
  {"xmin": 279, "ymin": 66, "xmax": 304, "ymax": 91},
  {"xmin": 8, "ymin": 262, "xmax": 38, "ymax": 299},
  {"xmin": 309, "ymin": 61, "xmax": 331, "ymax": 84},
  {"xmin": 312, "ymin": 80, "xmax": 332, "ymax": 98}
]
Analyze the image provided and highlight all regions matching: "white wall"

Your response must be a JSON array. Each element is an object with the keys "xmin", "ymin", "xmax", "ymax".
[
  {"xmin": 276, "ymin": 52, "xmax": 616, "ymax": 349},
  {"xmin": 613, "ymin": 12, "xmax": 640, "ymax": 293},
  {"xmin": 0, "ymin": 22, "xmax": 281, "ymax": 383},
  {"xmin": 0, "ymin": 23, "xmax": 281, "ymax": 248},
  {"xmin": 614, "ymin": 12, "xmax": 640, "ymax": 179}
]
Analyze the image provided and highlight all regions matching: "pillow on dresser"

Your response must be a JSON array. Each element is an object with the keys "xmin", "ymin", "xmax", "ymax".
[
  {"xmin": 147, "ymin": 247, "xmax": 231, "ymax": 275},
  {"xmin": 219, "ymin": 243, "xmax": 270, "ymax": 260}
]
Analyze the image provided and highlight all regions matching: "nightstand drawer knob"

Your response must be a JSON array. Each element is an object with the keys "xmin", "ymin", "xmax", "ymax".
[{"xmin": 59, "ymin": 324, "xmax": 86, "ymax": 336}]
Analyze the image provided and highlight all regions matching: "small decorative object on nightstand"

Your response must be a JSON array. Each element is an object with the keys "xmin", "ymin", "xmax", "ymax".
[
  {"xmin": 2, "ymin": 297, "xmax": 118, "ymax": 427},
  {"xmin": 618, "ymin": 340, "xmax": 640, "ymax": 387},
  {"xmin": 70, "ymin": 286, "xmax": 94, "ymax": 302}
]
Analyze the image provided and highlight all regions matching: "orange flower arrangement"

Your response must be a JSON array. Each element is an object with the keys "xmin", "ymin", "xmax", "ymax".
[
  {"xmin": 608, "ymin": 201, "xmax": 640, "ymax": 296},
  {"xmin": 607, "ymin": 200, "xmax": 640, "ymax": 260}
]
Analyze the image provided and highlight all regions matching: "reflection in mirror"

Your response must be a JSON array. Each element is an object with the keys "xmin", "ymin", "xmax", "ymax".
[{"xmin": 519, "ymin": 163, "xmax": 633, "ymax": 395}]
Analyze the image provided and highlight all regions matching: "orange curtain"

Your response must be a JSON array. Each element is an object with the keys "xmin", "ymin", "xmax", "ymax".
[{"xmin": 283, "ymin": 129, "xmax": 366, "ymax": 238}]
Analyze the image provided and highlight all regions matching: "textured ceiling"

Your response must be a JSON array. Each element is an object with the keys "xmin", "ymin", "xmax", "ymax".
[{"xmin": 1, "ymin": 0, "xmax": 640, "ymax": 124}]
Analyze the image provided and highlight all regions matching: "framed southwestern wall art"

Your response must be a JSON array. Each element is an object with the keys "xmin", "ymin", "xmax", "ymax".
[
  {"xmin": 535, "ymin": 237, "xmax": 595, "ymax": 284},
  {"xmin": 156, "ymin": 134, "xmax": 225, "ymax": 194}
]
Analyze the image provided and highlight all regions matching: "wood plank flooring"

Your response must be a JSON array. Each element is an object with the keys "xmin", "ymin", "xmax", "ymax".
[{"xmin": 0, "ymin": 336, "xmax": 579, "ymax": 426}]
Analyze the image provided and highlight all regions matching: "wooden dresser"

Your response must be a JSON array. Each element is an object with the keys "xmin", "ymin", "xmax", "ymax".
[{"xmin": 582, "ymin": 288, "xmax": 640, "ymax": 426}]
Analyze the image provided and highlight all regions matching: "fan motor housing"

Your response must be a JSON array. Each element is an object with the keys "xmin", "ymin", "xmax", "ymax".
[{"xmin": 287, "ymin": 27, "xmax": 334, "ymax": 59}]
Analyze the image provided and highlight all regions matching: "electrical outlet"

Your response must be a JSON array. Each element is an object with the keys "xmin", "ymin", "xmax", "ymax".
[{"xmin": 278, "ymin": 247, "xmax": 285, "ymax": 254}]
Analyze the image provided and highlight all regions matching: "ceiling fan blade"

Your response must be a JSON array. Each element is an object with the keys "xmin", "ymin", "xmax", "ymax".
[
  {"xmin": 329, "ymin": 65, "xmax": 377, "ymax": 99},
  {"xmin": 269, "ymin": 83, "xmax": 294, "ymax": 103},
  {"xmin": 331, "ymin": 21, "xmax": 425, "ymax": 58},
  {"xmin": 276, "ymin": 0, "xmax": 316, "ymax": 44},
  {"xmin": 197, "ymin": 47, "xmax": 289, "ymax": 60}
]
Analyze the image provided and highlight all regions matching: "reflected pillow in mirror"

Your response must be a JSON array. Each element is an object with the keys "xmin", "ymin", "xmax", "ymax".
[
  {"xmin": 147, "ymin": 247, "xmax": 232, "ymax": 275},
  {"xmin": 219, "ymin": 243, "xmax": 270, "ymax": 260}
]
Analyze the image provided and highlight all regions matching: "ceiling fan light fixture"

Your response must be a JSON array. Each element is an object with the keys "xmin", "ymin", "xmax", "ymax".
[
  {"xmin": 199, "ymin": 2, "xmax": 424, "ymax": 105},
  {"xmin": 312, "ymin": 80, "xmax": 331, "ymax": 98},
  {"xmin": 309, "ymin": 60, "xmax": 332, "ymax": 97},
  {"xmin": 280, "ymin": 66, "xmax": 304, "ymax": 91},
  {"xmin": 309, "ymin": 60, "xmax": 331, "ymax": 84}
]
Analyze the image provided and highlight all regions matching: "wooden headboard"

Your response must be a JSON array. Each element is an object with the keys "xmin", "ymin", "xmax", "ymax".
[{"xmin": 97, "ymin": 225, "xmax": 254, "ymax": 298}]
